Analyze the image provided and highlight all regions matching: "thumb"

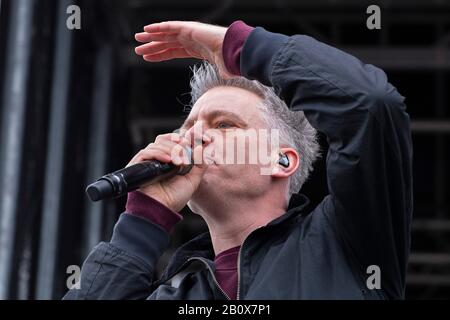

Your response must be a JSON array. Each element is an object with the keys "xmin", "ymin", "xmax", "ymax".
[{"xmin": 184, "ymin": 141, "xmax": 212, "ymax": 188}]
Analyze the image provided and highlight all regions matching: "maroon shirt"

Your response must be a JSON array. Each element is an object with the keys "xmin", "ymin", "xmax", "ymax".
[
  {"xmin": 125, "ymin": 20, "xmax": 254, "ymax": 299},
  {"xmin": 214, "ymin": 245, "xmax": 240, "ymax": 299}
]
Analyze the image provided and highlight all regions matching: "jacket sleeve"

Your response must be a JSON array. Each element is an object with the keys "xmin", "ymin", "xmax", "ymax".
[
  {"xmin": 240, "ymin": 28, "xmax": 413, "ymax": 298},
  {"xmin": 62, "ymin": 213, "xmax": 170, "ymax": 299}
]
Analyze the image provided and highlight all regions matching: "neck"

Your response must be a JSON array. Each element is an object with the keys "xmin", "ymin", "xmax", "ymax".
[{"xmin": 199, "ymin": 193, "xmax": 287, "ymax": 256}]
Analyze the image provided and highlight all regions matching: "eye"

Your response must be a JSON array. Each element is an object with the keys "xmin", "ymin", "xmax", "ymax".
[{"xmin": 216, "ymin": 122, "xmax": 233, "ymax": 129}]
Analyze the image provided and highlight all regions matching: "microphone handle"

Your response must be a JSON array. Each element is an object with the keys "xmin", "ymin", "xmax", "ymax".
[
  {"xmin": 108, "ymin": 160, "xmax": 178, "ymax": 193},
  {"xmin": 86, "ymin": 160, "xmax": 192, "ymax": 201}
]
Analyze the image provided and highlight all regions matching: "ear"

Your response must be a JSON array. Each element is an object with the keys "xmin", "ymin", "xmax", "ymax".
[{"xmin": 270, "ymin": 147, "xmax": 300, "ymax": 178}]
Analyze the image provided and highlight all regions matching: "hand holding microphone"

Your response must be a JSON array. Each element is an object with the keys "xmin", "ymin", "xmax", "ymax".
[{"xmin": 86, "ymin": 132, "xmax": 212, "ymax": 212}]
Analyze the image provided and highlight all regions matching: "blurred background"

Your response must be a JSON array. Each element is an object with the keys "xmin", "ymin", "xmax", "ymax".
[{"xmin": 0, "ymin": 0, "xmax": 449, "ymax": 300}]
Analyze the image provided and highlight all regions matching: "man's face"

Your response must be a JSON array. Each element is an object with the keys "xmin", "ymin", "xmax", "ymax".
[{"xmin": 180, "ymin": 86, "xmax": 278, "ymax": 215}]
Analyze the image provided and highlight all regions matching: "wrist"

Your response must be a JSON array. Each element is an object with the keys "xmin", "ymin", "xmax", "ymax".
[
  {"xmin": 141, "ymin": 190, "xmax": 173, "ymax": 210},
  {"xmin": 126, "ymin": 190, "xmax": 182, "ymax": 233}
]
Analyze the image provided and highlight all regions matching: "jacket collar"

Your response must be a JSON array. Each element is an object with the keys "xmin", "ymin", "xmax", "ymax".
[
  {"xmin": 267, "ymin": 193, "xmax": 310, "ymax": 226},
  {"xmin": 156, "ymin": 193, "xmax": 310, "ymax": 285}
]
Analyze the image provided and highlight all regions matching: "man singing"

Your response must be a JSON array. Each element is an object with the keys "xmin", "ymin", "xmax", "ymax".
[{"xmin": 64, "ymin": 20, "xmax": 413, "ymax": 299}]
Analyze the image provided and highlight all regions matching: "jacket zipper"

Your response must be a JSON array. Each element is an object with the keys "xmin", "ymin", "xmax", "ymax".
[
  {"xmin": 188, "ymin": 257, "xmax": 231, "ymax": 300},
  {"xmin": 236, "ymin": 248, "xmax": 242, "ymax": 300},
  {"xmin": 187, "ymin": 226, "xmax": 267, "ymax": 300},
  {"xmin": 236, "ymin": 226, "xmax": 264, "ymax": 300}
]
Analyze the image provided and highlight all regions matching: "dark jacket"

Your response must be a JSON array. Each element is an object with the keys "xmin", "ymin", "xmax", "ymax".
[{"xmin": 63, "ymin": 26, "xmax": 413, "ymax": 300}]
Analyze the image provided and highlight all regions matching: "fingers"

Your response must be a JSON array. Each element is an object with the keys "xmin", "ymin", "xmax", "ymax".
[
  {"xmin": 147, "ymin": 142, "xmax": 190, "ymax": 166},
  {"xmin": 135, "ymin": 41, "xmax": 194, "ymax": 62},
  {"xmin": 143, "ymin": 48, "xmax": 193, "ymax": 62},
  {"xmin": 126, "ymin": 148, "xmax": 171, "ymax": 168},
  {"xmin": 135, "ymin": 32, "xmax": 179, "ymax": 43},
  {"xmin": 135, "ymin": 21, "xmax": 201, "ymax": 62},
  {"xmin": 154, "ymin": 133, "xmax": 191, "ymax": 165},
  {"xmin": 126, "ymin": 133, "xmax": 191, "ymax": 167},
  {"xmin": 135, "ymin": 41, "xmax": 180, "ymax": 56},
  {"xmin": 154, "ymin": 132, "xmax": 182, "ymax": 143},
  {"xmin": 135, "ymin": 21, "xmax": 228, "ymax": 69},
  {"xmin": 143, "ymin": 21, "xmax": 184, "ymax": 33}
]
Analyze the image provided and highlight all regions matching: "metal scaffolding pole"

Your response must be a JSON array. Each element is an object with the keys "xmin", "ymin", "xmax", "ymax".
[
  {"xmin": 0, "ymin": 0, "xmax": 35, "ymax": 300},
  {"xmin": 36, "ymin": 0, "xmax": 74, "ymax": 299},
  {"xmin": 82, "ymin": 44, "xmax": 113, "ymax": 257}
]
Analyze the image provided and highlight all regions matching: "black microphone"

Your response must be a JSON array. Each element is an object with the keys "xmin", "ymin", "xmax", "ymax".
[{"xmin": 86, "ymin": 150, "xmax": 193, "ymax": 202}]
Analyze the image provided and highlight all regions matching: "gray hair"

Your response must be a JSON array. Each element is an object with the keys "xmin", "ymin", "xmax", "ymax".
[{"xmin": 188, "ymin": 62, "xmax": 320, "ymax": 200}]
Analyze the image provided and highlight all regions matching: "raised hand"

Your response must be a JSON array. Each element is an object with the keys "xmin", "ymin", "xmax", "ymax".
[{"xmin": 134, "ymin": 21, "xmax": 232, "ymax": 78}]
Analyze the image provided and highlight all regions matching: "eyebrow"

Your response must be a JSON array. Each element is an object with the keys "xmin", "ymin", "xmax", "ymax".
[{"xmin": 180, "ymin": 110, "xmax": 248, "ymax": 130}]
